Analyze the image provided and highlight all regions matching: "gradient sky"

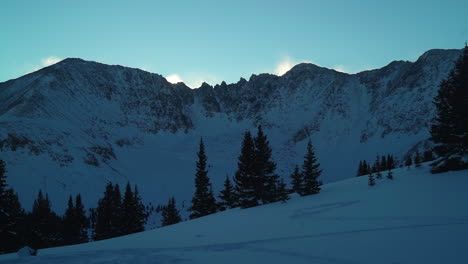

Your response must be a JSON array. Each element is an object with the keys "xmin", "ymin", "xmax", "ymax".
[{"xmin": 1, "ymin": 0, "xmax": 467, "ymax": 87}]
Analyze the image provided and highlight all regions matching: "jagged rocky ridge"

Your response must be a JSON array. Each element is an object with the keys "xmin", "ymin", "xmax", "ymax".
[{"xmin": 0, "ymin": 49, "xmax": 462, "ymax": 212}]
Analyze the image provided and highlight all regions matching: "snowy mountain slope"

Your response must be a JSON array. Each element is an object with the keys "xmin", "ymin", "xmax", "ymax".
[
  {"xmin": 0, "ymin": 49, "xmax": 462, "ymax": 213},
  {"xmin": 1, "ymin": 165, "xmax": 467, "ymax": 263}
]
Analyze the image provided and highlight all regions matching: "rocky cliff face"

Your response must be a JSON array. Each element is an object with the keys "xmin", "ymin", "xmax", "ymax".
[{"xmin": 0, "ymin": 49, "xmax": 461, "ymax": 211}]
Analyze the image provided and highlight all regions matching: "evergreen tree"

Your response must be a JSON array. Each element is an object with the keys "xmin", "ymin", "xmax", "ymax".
[
  {"xmin": 356, "ymin": 161, "xmax": 363, "ymax": 176},
  {"xmin": 276, "ymin": 178, "xmax": 290, "ymax": 202},
  {"xmin": 372, "ymin": 155, "xmax": 381, "ymax": 173},
  {"xmin": 94, "ymin": 183, "xmax": 122, "ymax": 240},
  {"xmin": 132, "ymin": 185, "xmax": 146, "ymax": 233},
  {"xmin": 218, "ymin": 175, "xmax": 236, "ymax": 210},
  {"xmin": 0, "ymin": 160, "xmax": 6, "ymax": 198},
  {"xmin": 121, "ymin": 183, "xmax": 136, "ymax": 235},
  {"xmin": 376, "ymin": 171, "xmax": 383, "ymax": 179},
  {"xmin": 387, "ymin": 169, "xmax": 394, "ymax": 180},
  {"xmin": 431, "ymin": 46, "xmax": 468, "ymax": 172},
  {"xmin": 368, "ymin": 173, "xmax": 376, "ymax": 186},
  {"xmin": 290, "ymin": 165, "xmax": 304, "ymax": 194},
  {"xmin": 62, "ymin": 194, "xmax": 88, "ymax": 245},
  {"xmin": 387, "ymin": 154, "xmax": 396, "ymax": 170},
  {"xmin": 26, "ymin": 191, "xmax": 63, "ymax": 249},
  {"xmin": 189, "ymin": 138, "xmax": 217, "ymax": 219},
  {"xmin": 0, "ymin": 160, "xmax": 17, "ymax": 253},
  {"xmin": 234, "ymin": 131, "xmax": 258, "ymax": 208},
  {"xmin": 161, "ymin": 197, "xmax": 181, "ymax": 226},
  {"xmin": 62, "ymin": 196, "xmax": 76, "ymax": 245},
  {"xmin": 414, "ymin": 151, "xmax": 422, "ymax": 167},
  {"xmin": 381, "ymin": 155, "xmax": 387, "ymax": 171},
  {"xmin": 423, "ymin": 151, "xmax": 434, "ymax": 162},
  {"xmin": 301, "ymin": 140, "xmax": 322, "ymax": 195},
  {"xmin": 362, "ymin": 160, "xmax": 370, "ymax": 175},
  {"xmin": 74, "ymin": 194, "xmax": 89, "ymax": 243},
  {"xmin": 253, "ymin": 126, "xmax": 280, "ymax": 204},
  {"xmin": 405, "ymin": 155, "xmax": 413, "ymax": 168},
  {"xmin": 0, "ymin": 186, "xmax": 24, "ymax": 254}
]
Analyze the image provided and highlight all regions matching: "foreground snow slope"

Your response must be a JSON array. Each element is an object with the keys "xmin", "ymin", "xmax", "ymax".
[{"xmin": 2, "ymin": 164, "xmax": 467, "ymax": 263}]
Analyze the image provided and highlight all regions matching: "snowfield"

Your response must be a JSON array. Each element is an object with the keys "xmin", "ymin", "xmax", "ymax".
[{"xmin": 1, "ymin": 164, "xmax": 467, "ymax": 263}]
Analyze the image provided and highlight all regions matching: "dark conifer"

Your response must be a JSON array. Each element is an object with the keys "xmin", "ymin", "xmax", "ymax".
[
  {"xmin": 372, "ymin": 155, "xmax": 381, "ymax": 173},
  {"xmin": 219, "ymin": 175, "xmax": 236, "ymax": 210},
  {"xmin": 356, "ymin": 161, "xmax": 363, "ymax": 176},
  {"xmin": 74, "ymin": 194, "xmax": 89, "ymax": 243},
  {"xmin": 253, "ymin": 126, "xmax": 279, "ymax": 204},
  {"xmin": 62, "ymin": 196, "xmax": 76, "ymax": 245},
  {"xmin": 0, "ymin": 172, "xmax": 24, "ymax": 254},
  {"xmin": 94, "ymin": 183, "xmax": 121, "ymax": 240},
  {"xmin": 376, "ymin": 171, "xmax": 383, "ymax": 179},
  {"xmin": 132, "ymin": 185, "xmax": 146, "ymax": 233},
  {"xmin": 381, "ymin": 155, "xmax": 387, "ymax": 171},
  {"xmin": 0, "ymin": 160, "xmax": 6, "ymax": 196},
  {"xmin": 189, "ymin": 138, "xmax": 217, "ymax": 219},
  {"xmin": 431, "ymin": 46, "xmax": 468, "ymax": 172},
  {"xmin": 121, "ymin": 183, "xmax": 136, "ymax": 235},
  {"xmin": 405, "ymin": 155, "xmax": 413, "ymax": 168},
  {"xmin": 423, "ymin": 151, "xmax": 434, "ymax": 162},
  {"xmin": 276, "ymin": 179, "xmax": 290, "ymax": 202},
  {"xmin": 234, "ymin": 131, "xmax": 258, "ymax": 208},
  {"xmin": 387, "ymin": 154, "xmax": 396, "ymax": 170},
  {"xmin": 414, "ymin": 151, "xmax": 422, "ymax": 167},
  {"xmin": 27, "ymin": 191, "xmax": 63, "ymax": 249},
  {"xmin": 368, "ymin": 173, "xmax": 375, "ymax": 186},
  {"xmin": 301, "ymin": 140, "xmax": 322, "ymax": 195},
  {"xmin": 290, "ymin": 165, "xmax": 304, "ymax": 194},
  {"xmin": 387, "ymin": 169, "xmax": 394, "ymax": 180},
  {"xmin": 362, "ymin": 160, "xmax": 370, "ymax": 175},
  {"xmin": 161, "ymin": 197, "xmax": 181, "ymax": 226}
]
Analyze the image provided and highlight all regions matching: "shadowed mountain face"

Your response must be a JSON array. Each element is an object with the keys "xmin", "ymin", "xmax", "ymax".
[{"xmin": 0, "ymin": 49, "xmax": 462, "ymax": 211}]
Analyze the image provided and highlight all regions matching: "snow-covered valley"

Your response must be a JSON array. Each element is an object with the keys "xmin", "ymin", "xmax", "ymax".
[{"xmin": 1, "ymin": 164, "xmax": 467, "ymax": 263}]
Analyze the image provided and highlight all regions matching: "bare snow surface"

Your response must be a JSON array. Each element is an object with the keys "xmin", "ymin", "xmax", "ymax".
[{"xmin": 2, "ymin": 164, "xmax": 467, "ymax": 263}]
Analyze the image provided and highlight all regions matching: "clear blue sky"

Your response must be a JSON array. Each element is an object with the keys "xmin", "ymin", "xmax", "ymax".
[{"xmin": 1, "ymin": 0, "xmax": 467, "ymax": 87}]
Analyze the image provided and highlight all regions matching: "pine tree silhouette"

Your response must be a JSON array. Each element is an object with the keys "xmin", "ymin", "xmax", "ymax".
[
  {"xmin": 431, "ymin": 46, "xmax": 468, "ymax": 172},
  {"xmin": 368, "ymin": 173, "xmax": 376, "ymax": 186},
  {"xmin": 234, "ymin": 131, "xmax": 258, "ymax": 208},
  {"xmin": 0, "ymin": 161, "xmax": 24, "ymax": 254},
  {"xmin": 301, "ymin": 140, "xmax": 322, "ymax": 195},
  {"xmin": 253, "ymin": 126, "xmax": 280, "ymax": 204},
  {"xmin": 189, "ymin": 138, "xmax": 217, "ymax": 219},
  {"xmin": 27, "ymin": 191, "xmax": 63, "ymax": 249},
  {"xmin": 290, "ymin": 165, "xmax": 304, "ymax": 194},
  {"xmin": 161, "ymin": 197, "xmax": 182, "ymax": 226},
  {"xmin": 387, "ymin": 169, "xmax": 394, "ymax": 180},
  {"xmin": 276, "ymin": 179, "xmax": 290, "ymax": 202},
  {"xmin": 218, "ymin": 175, "xmax": 236, "ymax": 210},
  {"xmin": 414, "ymin": 151, "xmax": 422, "ymax": 167}
]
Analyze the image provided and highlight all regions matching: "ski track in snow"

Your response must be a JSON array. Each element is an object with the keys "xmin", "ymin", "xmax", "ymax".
[{"xmin": 5, "ymin": 220, "xmax": 468, "ymax": 264}]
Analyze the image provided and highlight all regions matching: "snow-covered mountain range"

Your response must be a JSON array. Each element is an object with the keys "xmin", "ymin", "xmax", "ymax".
[{"xmin": 0, "ymin": 49, "xmax": 462, "ymax": 212}]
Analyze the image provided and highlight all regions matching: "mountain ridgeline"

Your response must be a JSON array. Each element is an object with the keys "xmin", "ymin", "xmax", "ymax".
[{"xmin": 0, "ymin": 49, "xmax": 462, "ymax": 211}]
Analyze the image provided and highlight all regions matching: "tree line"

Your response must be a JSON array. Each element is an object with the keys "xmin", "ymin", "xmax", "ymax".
[
  {"xmin": 356, "ymin": 154, "xmax": 397, "ymax": 177},
  {"xmin": 0, "ymin": 160, "xmax": 148, "ymax": 254},
  {"xmin": 186, "ymin": 126, "xmax": 323, "ymax": 223}
]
